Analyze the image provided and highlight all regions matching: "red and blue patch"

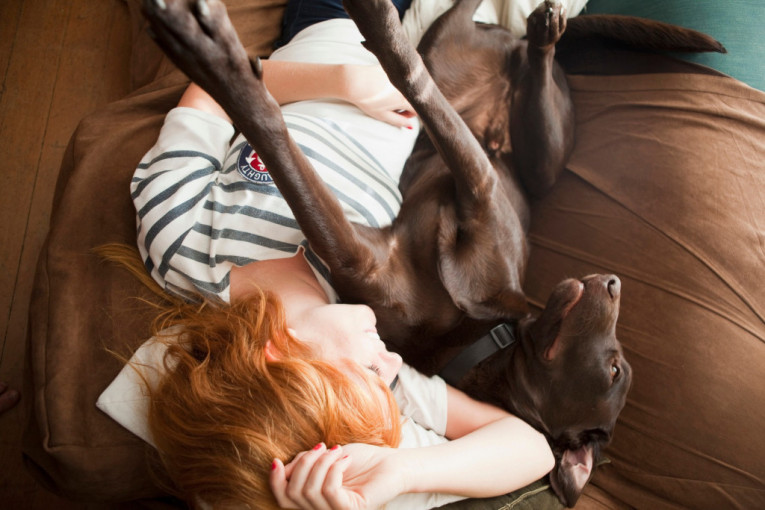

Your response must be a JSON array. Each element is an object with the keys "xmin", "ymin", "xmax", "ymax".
[{"xmin": 237, "ymin": 144, "xmax": 273, "ymax": 185}]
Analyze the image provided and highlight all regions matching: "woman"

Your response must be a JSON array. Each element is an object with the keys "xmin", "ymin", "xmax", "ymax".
[
  {"xmin": 101, "ymin": 275, "xmax": 552, "ymax": 509},
  {"xmin": 108, "ymin": 0, "xmax": 554, "ymax": 507}
]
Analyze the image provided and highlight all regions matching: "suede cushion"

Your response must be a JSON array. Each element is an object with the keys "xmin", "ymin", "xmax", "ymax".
[{"xmin": 583, "ymin": 0, "xmax": 765, "ymax": 91}]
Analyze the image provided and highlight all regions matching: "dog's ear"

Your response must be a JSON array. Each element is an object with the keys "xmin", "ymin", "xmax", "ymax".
[
  {"xmin": 549, "ymin": 444, "xmax": 594, "ymax": 507},
  {"xmin": 436, "ymin": 211, "xmax": 529, "ymax": 320},
  {"xmin": 439, "ymin": 261, "xmax": 529, "ymax": 320}
]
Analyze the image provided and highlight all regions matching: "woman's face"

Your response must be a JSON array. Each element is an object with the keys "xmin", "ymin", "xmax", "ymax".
[{"xmin": 289, "ymin": 303, "xmax": 402, "ymax": 386}]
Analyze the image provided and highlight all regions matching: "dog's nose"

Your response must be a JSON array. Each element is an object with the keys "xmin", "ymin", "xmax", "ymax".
[{"xmin": 606, "ymin": 275, "xmax": 621, "ymax": 299}]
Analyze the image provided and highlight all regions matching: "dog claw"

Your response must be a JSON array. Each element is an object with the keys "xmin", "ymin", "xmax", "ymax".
[
  {"xmin": 196, "ymin": 0, "xmax": 210, "ymax": 18},
  {"xmin": 250, "ymin": 56, "xmax": 263, "ymax": 79}
]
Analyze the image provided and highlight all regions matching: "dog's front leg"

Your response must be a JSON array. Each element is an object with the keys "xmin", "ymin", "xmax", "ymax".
[
  {"xmin": 141, "ymin": 0, "xmax": 388, "ymax": 275},
  {"xmin": 511, "ymin": 1, "xmax": 575, "ymax": 197}
]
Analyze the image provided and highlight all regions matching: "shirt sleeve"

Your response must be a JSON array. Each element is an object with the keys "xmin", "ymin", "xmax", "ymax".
[
  {"xmin": 131, "ymin": 107, "xmax": 236, "ymax": 300},
  {"xmin": 392, "ymin": 363, "xmax": 448, "ymax": 436}
]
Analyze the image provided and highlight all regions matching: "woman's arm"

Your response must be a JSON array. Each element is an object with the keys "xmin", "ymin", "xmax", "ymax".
[
  {"xmin": 178, "ymin": 60, "xmax": 416, "ymax": 127},
  {"xmin": 443, "ymin": 384, "xmax": 513, "ymax": 439},
  {"xmin": 387, "ymin": 414, "xmax": 553, "ymax": 497},
  {"xmin": 270, "ymin": 390, "xmax": 554, "ymax": 508},
  {"xmin": 263, "ymin": 60, "xmax": 416, "ymax": 127}
]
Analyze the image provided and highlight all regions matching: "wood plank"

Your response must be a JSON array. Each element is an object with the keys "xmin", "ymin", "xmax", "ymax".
[
  {"xmin": 0, "ymin": 0, "xmax": 23, "ymax": 85},
  {"xmin": 0, "ymin": 0, "xmax": 73, "ymax": 507},
  {"xmin": 1, "ymin": 0, "xmax": 131, "ymax": 507},
  {"xmin": 0, "ymin": 0, "xmax": 69, "ymax": 359}
]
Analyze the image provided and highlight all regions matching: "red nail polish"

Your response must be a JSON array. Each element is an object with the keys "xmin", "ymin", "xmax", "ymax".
[
  {"xmin": 330, "ymin": 444, "xmax": 340, "ymax": 451},
  {"xmin": 313, "ymin": 443, "xmax": 323, "ymax": 451},
  {"xmin": 271, "ymin": 460, "xmax": 278, "ymax": 470}
]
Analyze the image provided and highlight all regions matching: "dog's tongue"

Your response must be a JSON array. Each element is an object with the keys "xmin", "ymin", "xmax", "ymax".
[
  {"xmin": 549, "ymin": 444, "xmax": 595, "ymax": 506},
  {"xmin": 562, "ymin": 444, "xmax": 594, "ymax": 483}
]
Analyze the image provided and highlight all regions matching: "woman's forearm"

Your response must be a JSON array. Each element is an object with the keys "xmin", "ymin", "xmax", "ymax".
[
  {"xmin": 177, "ymin": 62, "xmax": 346, "ymax": 121},
  {"xmin": 177, "ymin": 61, "xmax": 415, "ymax": 128},
  {"xmin": 261, "ymin": 60, "xmax": 347, "ymax": 106},
  {"xmin": 396, "ymin": 416, "xmax": 554, "ymax": 498}
]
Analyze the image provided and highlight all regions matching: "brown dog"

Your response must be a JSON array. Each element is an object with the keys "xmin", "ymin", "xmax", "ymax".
[{"xmin": 140, "ymin": 0, "xmax": 723, "ymax": 505}]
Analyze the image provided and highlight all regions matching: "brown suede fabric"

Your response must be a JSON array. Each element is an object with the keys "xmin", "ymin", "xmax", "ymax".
[{"xmin": 23, "ymin": 0, "xmax": 765, "ymax": 507}]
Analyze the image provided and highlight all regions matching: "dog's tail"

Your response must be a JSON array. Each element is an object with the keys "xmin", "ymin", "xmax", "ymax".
[{"xmin": 562, "ymin": 14, "xmax": 726, "ymax": 54}]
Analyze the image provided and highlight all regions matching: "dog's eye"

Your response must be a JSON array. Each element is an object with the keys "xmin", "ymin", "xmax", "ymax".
[{"xmin": 610, "ymin": 364, "xmax": 621, "ymax": 381}]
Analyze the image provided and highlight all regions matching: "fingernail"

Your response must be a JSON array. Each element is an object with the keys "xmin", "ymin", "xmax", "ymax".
[
  {"xmin": 330, "ymin": 445, "xmax": 340, "ymax": 451},
  {"xmin": 406, "ymin": 125, "xmax": 413, "ymax": 130},
  {"xmin": 313, "ymin": 443, "xmax": 324, "ymax": 451},
  {"xmin": 271, "ymin": 460, "xmax": 278, "ymax": 470}
]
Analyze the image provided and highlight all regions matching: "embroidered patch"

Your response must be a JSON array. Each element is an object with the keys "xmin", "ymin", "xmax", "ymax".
[{"xmin": 237, "ymin": 144, "xmax": 273, "ymax": 185}]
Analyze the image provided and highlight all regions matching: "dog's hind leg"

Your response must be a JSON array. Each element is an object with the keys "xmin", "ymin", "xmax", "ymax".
[
  {"xmin": 343, "ymin": 0, "xmax": 529, "ymax": 319},
  {"xmin": 416, "ymin": 0, "xmax": 484, "ymax": 54},
  {"xmin": 141, "ymin": 0, "xmax": 391, "ymax": 277},
  {"xmin": 510, "ymin": 1, "xmax": 575, "ymax": 197}
]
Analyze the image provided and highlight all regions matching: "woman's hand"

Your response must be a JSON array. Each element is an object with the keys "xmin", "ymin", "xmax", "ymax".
[
  {"xmin": 270, "ymin": 443, "xmax": 407, "ymax": 510},
  {"xmin": 340, "ymin": 64, "xmax": 417, "ymax": 129}
]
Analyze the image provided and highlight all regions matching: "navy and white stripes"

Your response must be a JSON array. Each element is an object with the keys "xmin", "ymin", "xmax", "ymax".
[{"xmin": 131, "ymin": 107, "xmax": 403, "ymax": 302}]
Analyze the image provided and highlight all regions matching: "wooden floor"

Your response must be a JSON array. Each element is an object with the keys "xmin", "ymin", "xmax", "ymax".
[{"xmin": 0, "ymin": 0, "xmax": 132, "ymax": 506}]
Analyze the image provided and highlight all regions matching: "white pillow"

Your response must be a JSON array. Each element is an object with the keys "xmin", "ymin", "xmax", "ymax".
[
  {"xmin": 402, "ymin": 0, "xmax": 589, "ymax": 46},
  {"xmin": 96, "ymin": 327, "xmax": 185, "ymax": 447}
]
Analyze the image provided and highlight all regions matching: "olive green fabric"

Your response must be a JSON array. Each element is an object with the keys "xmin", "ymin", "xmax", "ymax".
[{"xmin": 439, "ymin": 479, "xmax": 562, "ymax": 510}]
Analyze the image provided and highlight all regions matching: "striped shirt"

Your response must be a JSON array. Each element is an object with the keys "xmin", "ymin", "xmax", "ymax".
[
  {"xmin": 132, "ymin": 19, "xmax": 419, "ymax": 302},
  {"xmin": 132, "ymin": 106, "xmax": 408, "ymax": 302}
]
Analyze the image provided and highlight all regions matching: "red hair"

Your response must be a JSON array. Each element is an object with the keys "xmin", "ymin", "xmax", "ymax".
[{"xmin": 146, "ymin": 290, "xmax": 401, "ymax": 509}]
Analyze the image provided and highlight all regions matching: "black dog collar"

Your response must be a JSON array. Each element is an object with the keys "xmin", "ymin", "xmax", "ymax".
[{"xmin": 439, "ymin": 323, "xmax": 518, "ymax": 386}]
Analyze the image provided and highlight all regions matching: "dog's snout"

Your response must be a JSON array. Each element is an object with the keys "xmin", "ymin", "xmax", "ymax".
[
  {"xmin": 582, "ymin": 274, "xmax": 621, "ymax": 299},
  {"xmin": 607, "ymin": 276, "xmax": 621, "ymax": 299}
]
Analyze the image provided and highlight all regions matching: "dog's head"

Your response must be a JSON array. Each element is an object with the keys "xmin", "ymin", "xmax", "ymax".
[{"xmin": 521, "ymin": 274, "xmax": 631, "ymax": 507}]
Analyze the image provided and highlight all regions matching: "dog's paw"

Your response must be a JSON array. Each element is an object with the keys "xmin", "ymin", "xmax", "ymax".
[
  {"xmin": 343, "ymin": 0, "xmax": 399, "ymax": 21},
  {"xmin": 527, "ymin": 1, "xmax": 566, "ymax": 50},
  {"xmin": 141, "ymin": 0, "xmax": 253, "ymax": 90}
]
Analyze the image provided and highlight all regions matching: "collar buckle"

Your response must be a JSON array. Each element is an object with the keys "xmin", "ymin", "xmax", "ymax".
[{"xmin": 490, "ymin": 323, "xmax": 514, "ymax": 349}]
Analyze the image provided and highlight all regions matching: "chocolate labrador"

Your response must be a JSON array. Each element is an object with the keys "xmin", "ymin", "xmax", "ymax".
[{"xmin": 140, "ymin": 0, "xmax": 723, "ymax": 505}]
